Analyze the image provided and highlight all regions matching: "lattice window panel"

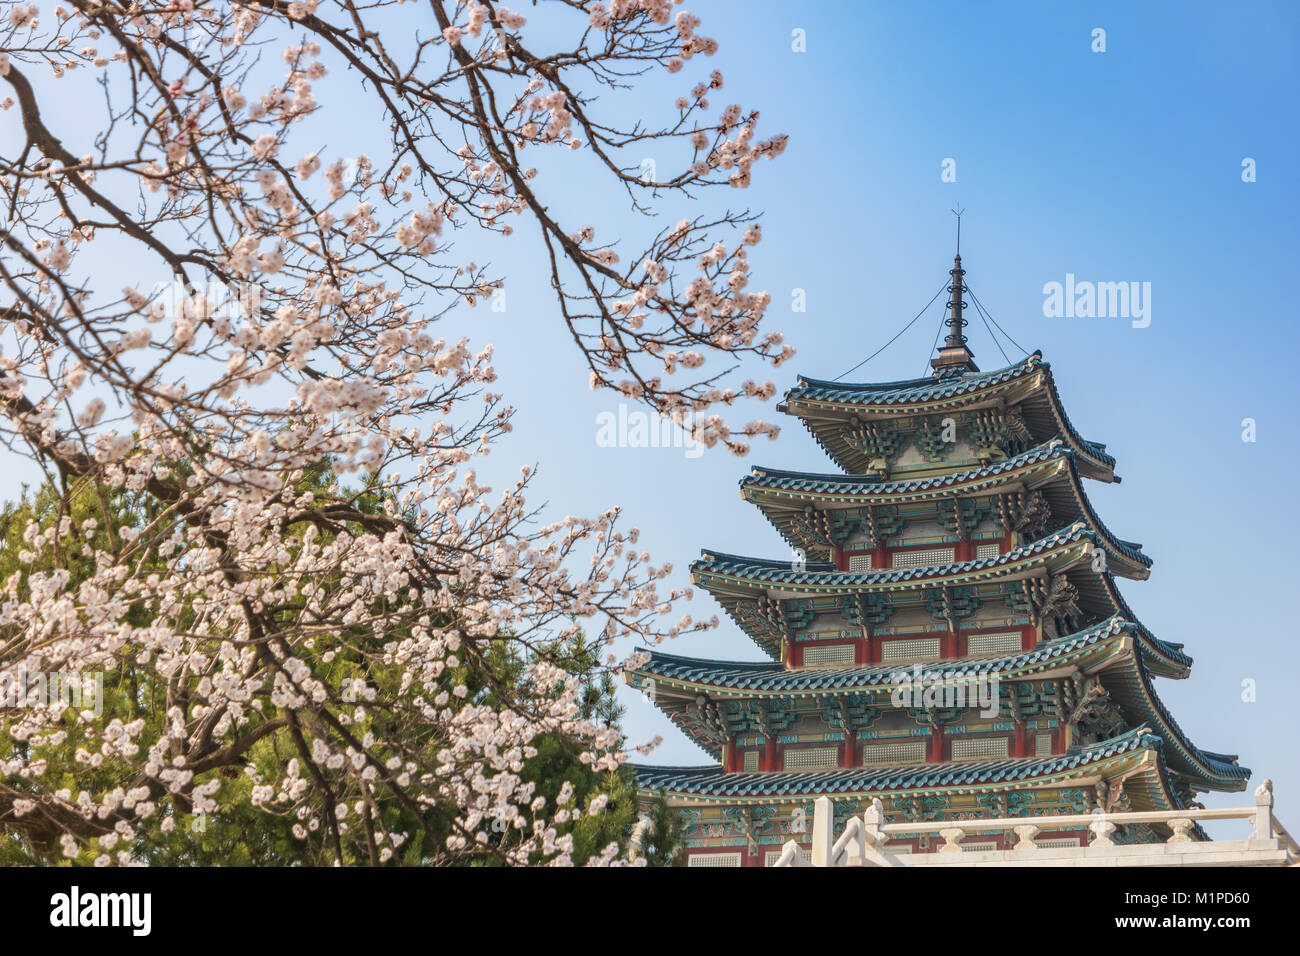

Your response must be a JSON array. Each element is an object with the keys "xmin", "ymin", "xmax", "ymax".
[
  {"xmin": 687, "ymin": 852, "xmax": 742, "ymax": 867},
  {"xmin": 880, "ymin": 637, "xmax": 941, "ymax": 662},
  {"xmin": 742, "ymin": 749, "xmax": 759, "ymax": 772},
  {"xmin": 975, "ymin": 543, "xmax": 1001, "ymax": 561},
  {"xmin": 966, "ymin": 631, "xmax": 1023, "ymax": 656},
  {"xmin": 782, "ymin": 746, "xmax": 839, "ymax": 771},
  {"xmin": 1035, "ymin": 732, "xmax": 1054, "ymax": 756},
  {"xmin": 951, "ymin": 736, "xmax": 1010, "ymax": 761},
  {"xmin": 802, "ymin": 643, "xmax": 856, "ymax": 667},
  {"xmin": 891, "ymin": 547, "xmax": 955, "ymax": 569},
  {"xmin": 847, "ymin": 553, "xmax": 873, "ymax": 572},
  {"xmin": 860, "ymin": 739, "xmax": 927, "ymax": 766}
]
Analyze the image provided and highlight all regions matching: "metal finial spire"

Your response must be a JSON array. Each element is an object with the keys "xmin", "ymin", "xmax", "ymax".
[
  {"xmin": 944, "ymin": 208, "xmax": 967, "ymax": 349},
  {"xmin": 931, "ymin": 209, "xmax": 979, "ymax": 375}
]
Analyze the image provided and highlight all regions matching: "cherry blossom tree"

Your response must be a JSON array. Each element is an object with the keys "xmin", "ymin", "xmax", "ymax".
[{"xmin": 0, "ymin": 0, "xmax": 787, "ymax": 865}]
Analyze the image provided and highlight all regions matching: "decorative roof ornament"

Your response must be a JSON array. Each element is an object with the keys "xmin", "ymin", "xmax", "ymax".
[{"xmin": 931, "ymin": 207, "xmax": 980, "ymax": 376}]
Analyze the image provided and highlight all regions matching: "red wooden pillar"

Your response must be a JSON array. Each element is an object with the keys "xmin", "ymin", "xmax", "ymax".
[
  {"xmin": 1012, "ymin": 723, "xmax": 1028, "ymax": 758},
  {"xmin": 840, "ymin": 731, "xmax": 858, "ymax": 768},
  {"xmin": 763, "ymin": 737, "xmax": 778, "ymax": 771},
  {"xmin": 726, "ymin": 738, "xmax": 737, "ymax": 771},
  {"xmin": 928, "ymin": 728, "xmax": 944, "ymax": 762},
  {"xmin": 956, "ymin": 539, "xmax": 975, "ymax": 562},
  {"xmin": 873, "ymin": 545, "xmax": 888, "ymax": 570}
]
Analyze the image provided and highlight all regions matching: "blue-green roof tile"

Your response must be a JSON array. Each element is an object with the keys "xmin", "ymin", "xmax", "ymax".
[
  {"xmin": 633, "ymin": 614, "xmax": 1190, "ymax": 692},
  {"xmin": 693, "ymin": 522, "xmax": 1102, "ymax": 586},
  {"xmin": 634, "ymin": 725, "xmax": 1163, "ymax": 798}
]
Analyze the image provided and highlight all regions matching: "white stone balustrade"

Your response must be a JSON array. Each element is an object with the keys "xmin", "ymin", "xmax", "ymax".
[{"xmin": 771, "ymin": 779, "xmax": 1296, "ymax": 867}]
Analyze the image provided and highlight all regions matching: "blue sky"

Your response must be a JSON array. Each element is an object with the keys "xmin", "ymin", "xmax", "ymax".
[{"xmin": 6, "ymin": 1, "xmax": 1298, "ymax": 827}]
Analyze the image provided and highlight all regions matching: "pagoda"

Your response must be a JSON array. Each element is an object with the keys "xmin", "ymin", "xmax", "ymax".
[{"xmin": 625, "ymin": 248, "xmax": 1249, "ymax": 866}]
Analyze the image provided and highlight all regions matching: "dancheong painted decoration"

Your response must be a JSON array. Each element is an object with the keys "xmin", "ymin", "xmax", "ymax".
[{"xmin": 623, "ymin": 250, "xmax": 1249, "ymax": 867}]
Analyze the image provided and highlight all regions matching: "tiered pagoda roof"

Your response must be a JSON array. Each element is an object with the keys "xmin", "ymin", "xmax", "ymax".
[
  {"xmin": 626, "ymin": 251, "xmax": 1247, "ymax": 863},
  {"xmin": 631, "ymin": 615, "xmax": 1190, "ymax": 696},
  {"xmin": 627, "ymin": 616, "xmax": 1246, "ymax": 793},
  {"xmin": 690, "ymin": 523, "xmax": 1146, "ymax": 660},
  {"xmin": 740, "ymin": 439, "xmax": 1150, "ymax": 574},
  {"xmin": 781, "ymin": 352, "xmax": 1118, "ymax": 481}
]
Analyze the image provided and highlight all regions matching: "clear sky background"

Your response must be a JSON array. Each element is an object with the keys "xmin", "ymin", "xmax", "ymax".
[{"xmin": 4, "ymin": 0, "xmax": 1298, "ymax": 827}]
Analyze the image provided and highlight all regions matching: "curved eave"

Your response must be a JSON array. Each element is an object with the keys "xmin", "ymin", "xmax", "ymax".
[
  {"xmin": 1135, "ymin": 629, "xmax": 1194, "ymax": 679},
  {"xmin": 783, "ymin": 354, "xmax": 1043, "ymax": 408},
  {"xmin": 741, "ymin": 441, "xmax": 1151, "ymax": 578},
  {"xmin": 741, "ymin": 440, "xmax": 1070, "ymax": 501},
  {"xmin": 624, "ymin": 616, "xmax": 1187, "ymax": 704},
  {"xmin": 695, "ymin": 523, "xmax": 1116, "ymax": 600},
  {"xmin": 1035, "ymin": 452, "xmax": 1150, "ymax": 576},
  {"xmin": 780, "ymin": 353, "xmax": 1118, "ymax": 483},
  {"xmin": 694, "ymin": 526, "xmax": 1151, "ymax": 660},
  {"xmin": 633, "ymin": 726, "xmax": 1180, "ymax": 809},
  {"xmin": 1101, "ymin": 647, "xmax": 1251, "ymax": 792}
]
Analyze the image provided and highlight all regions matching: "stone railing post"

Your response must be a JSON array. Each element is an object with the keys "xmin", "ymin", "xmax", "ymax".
[
  {"xmin": 1252, "ymin": 779, "xmax": 1276, "ymax": 846},
  {"xmin": 1167, "ymin": 818, "xmax": 1194, "ymax": 844},
  {"xmin": 1013, "ymin": 824, "xmax": 1040, "ymax": 851},
  {"xmin": 1089, "ymin": 809, "xmax": 1116, "ymax": 848},
  {"xmin": 861, "ymin": 797, "xmax": 885, "ymax": 849},
  {"xmin": 938, "ymin": 826, "xmax": 966, "ymax": 854},
  {"xmin": 811, "ymin": 795, "xmax": 834, "ymax": 866}
]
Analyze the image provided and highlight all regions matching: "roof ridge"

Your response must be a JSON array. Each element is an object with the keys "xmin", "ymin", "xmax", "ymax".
[
  {"xmin": 631, "ymin": 614, "xmax": 1173, "ymax": 687},
  {"xmin": 629, "ymin": 725, "xmax": 1164, "ymax": 795},
  {"xmin": 743, "ymin": 438, "xmax": 1072, "ymax": 488},
  {"xmin": 793, "ymin": 351, "xmax": 1044, "ymax": 393}
]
